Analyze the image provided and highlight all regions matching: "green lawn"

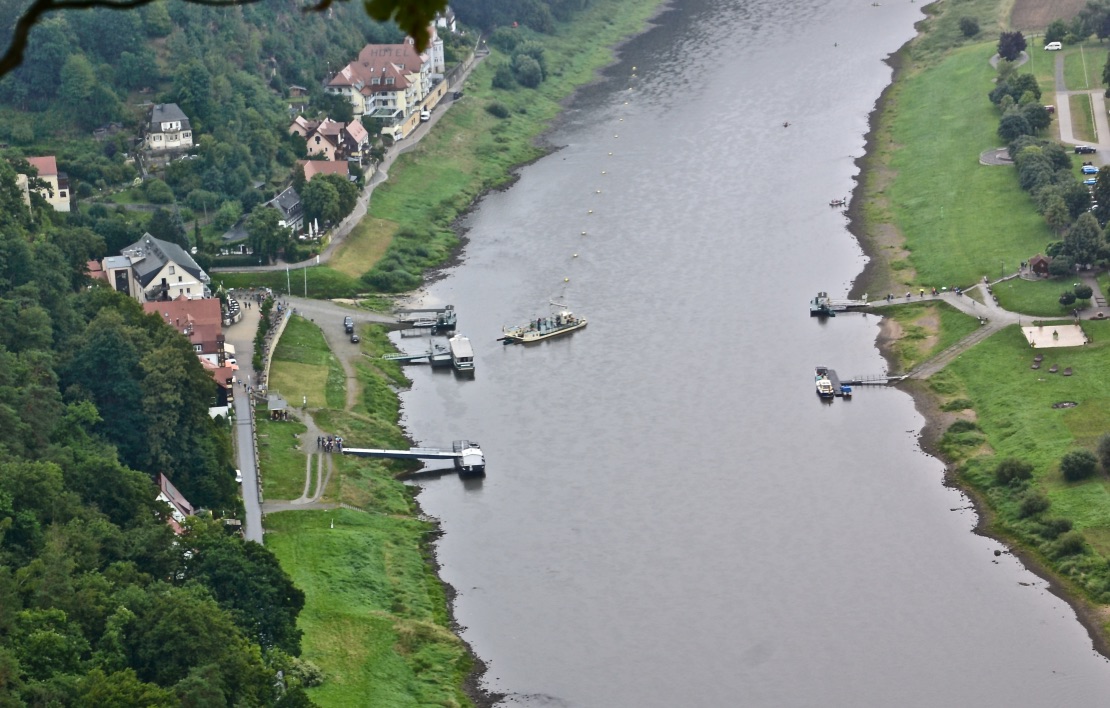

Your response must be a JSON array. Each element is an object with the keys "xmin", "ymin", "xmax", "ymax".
[
  {"xmin": 1069, "ymin": 93, "xmax": 1096, "ymax": 143},
  {"xmin": 1064, "ymin": 43, "xmax": 1107, "ymax": 91},
  {"xmin": 269, "ymin": 315, "xmax": 347, "ymax": 410},
  {"xmin": 212, "ymin": 267, "xmax": 361, "ymax": 299},
  {"xmin": 993, "ymin": 276, "xmax": 1080, "ymax": 317},
  {"xmin": 266, "ymin": 511, "xmax": 471, "ymax": 707},
  {"xmin": 255, "ymin": 408, "xmax": 309, "ymax": 501},
  {"xmin": 948, "ymin": 321, "xmax": 1110, "ymax": 531},
  {"xmin": 886, "ymin": 43, "xmax": 1055, "ymax": 287}
]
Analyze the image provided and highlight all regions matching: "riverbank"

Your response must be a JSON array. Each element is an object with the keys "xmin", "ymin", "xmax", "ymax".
[
  {"xmin": 252, "ymin": 1, "xmax": 678, "ymax": 704},
  {"xmin": 850, "ymin": 0, "xmax": 1110, "ymax": 657}
]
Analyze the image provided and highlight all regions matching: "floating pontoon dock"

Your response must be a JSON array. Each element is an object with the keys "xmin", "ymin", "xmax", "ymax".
[{"xmin": 343, "ymin": 439, "xmax": 485, "ymax": 476}]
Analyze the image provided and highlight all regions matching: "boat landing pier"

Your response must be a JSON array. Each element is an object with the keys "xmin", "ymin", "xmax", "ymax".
[
  {"xmin": 821, "ymin": 367, "xmax": 904, "ymax": 397},
  {"xmin": 343, "ymin": 439, "xmax": 485, "ymax": 476}
]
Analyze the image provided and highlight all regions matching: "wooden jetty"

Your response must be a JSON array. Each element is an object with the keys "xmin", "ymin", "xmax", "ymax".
[{"xmin": 343, "ymin": 439, "xmax": 485, "ymax": 476}]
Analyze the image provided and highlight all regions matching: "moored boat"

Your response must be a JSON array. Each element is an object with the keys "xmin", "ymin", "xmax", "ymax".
[
  {"xmin": 815, "ymin": 367, "xmax": 835, "ymax": 398},
  {"xmin": 501, "ymin": 306, "xmax": 587, "ymax": 344}
]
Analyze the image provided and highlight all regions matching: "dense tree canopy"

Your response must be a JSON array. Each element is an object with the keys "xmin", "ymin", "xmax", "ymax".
[{"xmin": 0, "ymin": 162, "xmax": 307, "ymax": 705}]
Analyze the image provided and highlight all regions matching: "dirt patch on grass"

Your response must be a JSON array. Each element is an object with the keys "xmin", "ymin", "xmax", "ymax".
[{"xmin": 1011, "ymin": 0, "xmax": 1087, "ymax": 31}]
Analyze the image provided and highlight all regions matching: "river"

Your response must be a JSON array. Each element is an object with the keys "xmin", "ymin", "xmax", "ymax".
[{"xmin": 396, "ymin": 0, "xmax": 1110, "ymax": 704}]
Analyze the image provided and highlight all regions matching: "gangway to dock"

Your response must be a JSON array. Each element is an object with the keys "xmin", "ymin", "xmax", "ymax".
[
  {"xmin": 394, "ymin": 305, "xmax": 457, "ymax": 334},
  {"xmin": 343, "ymin": 439, "xmax": 485, "ymax": 476}
]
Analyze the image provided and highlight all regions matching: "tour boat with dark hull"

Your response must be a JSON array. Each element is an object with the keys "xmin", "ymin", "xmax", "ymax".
[{"xmin": 501, "ymin": 307, "xmax": 587, "ymax": 344}]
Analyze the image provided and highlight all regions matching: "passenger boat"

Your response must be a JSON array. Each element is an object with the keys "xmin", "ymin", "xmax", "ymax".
[
  {"xmin": 501, "ymin": 306, "xmax": 587, "ymax": 344},
  {"xmin": 815, "ymin": 367, "xmax": 836, "ymax": 398},
  {"xmin": 448, "ymin": 334, "xmax": 475, "ymax": 372}
]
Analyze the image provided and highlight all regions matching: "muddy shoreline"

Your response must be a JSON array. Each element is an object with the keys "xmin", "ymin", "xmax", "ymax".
[{"xmin": 845, "ymin": 14, "xmax": 1110, "ymax": 663}]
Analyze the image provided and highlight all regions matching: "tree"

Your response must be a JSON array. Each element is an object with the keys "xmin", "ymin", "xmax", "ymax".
[
  {"xmin": 998, "ymin": 31, "xmax": 1027, "ymax": 62},
  {"xmin": 998, "ymin": 109, "xmax": 1032, "ymax": 142},
  {"xmin": 959, "ymin": 17, "xmax": 980, "ymax": 37},
  {"xmin": 245, "ymin": 207, "xmax": 286, "ymax": 264},
  {"xmin": 511, "ymin": 54, "xmax": 543, "ymax": 88},
  {"xmin": 994, "ymin": 458, "xmax": 1034, "ymax": 486},
  {"xmin": 1064, "ymin": 212, "xmax": 1102, "ymax": 264},
  {"xmin": 146, "ymin": 208, "xmax": 188, "ymax": 249},
  {"xmin": 1061, "ymin": 449, "xmax": 1099, "ymax": 481},
  {"xmin": 300, "ymin": 178, "xmax": 341, "ymax": 226},
  {"xmin": 1092, "ymin": 166, "xmax": 1110, "ymax": 225},
  {"xmin": 1, "ymin": 0, "xmax": 447, "ymax": 79},
  {"xmin": 143, "ymin": 179, "xmax": 175, "ymax": 205},
  {"xmin": 1045, "ymin": 19, "xmax": 1069, "ymax": 45}
]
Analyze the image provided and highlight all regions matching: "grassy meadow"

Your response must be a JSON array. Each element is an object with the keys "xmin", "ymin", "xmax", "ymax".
[{"xmin": 882, "ymin": 42, "xmax": 1055, "ymax": 288}]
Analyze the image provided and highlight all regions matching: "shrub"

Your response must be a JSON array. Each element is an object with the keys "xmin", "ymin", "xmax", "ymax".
[
  {"xmin": 959, "ymin": 17, "xmax": 980, "ymax": 37},
  {"xmin": 492, "ymin": 64, "xmax": 516, "ymax": 90},
  {"xmin": 1050, "ymin": 530, "xmax": 1086, "ymax": 558},
  {"xmin": 994, "ymin": 458, "xmax": 1034, "ymax": 486},
  {"xmin": 940, "ymin": 398, "xmax": 973, "ymax": 412},
  {"xmin": 947, "ymin": 419, "xmax": 979, "ymax": 434},
  {"xmin": 1036, "ymin": 517, "xmax": 1073, "ymax": 540},
  {"xmin": 486, "ymin": 102, "xmax": 511, "ymax": 119},
  {"xmin": 1018, "ymin": 491, "xmax": 1050, "ymax": 518},
  {"xmin": 1060, "ymin": 449, "xmax": 1098, "ymax": 482},
  {"xmin": 1098, "ymin": 434, "xmax": 1110, "ymax": 473}
]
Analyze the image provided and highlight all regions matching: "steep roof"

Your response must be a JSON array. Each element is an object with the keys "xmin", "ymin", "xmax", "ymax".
[
  {"xmin": 299, "ymin": 160, "xmax": 350, "ymax": 181},
  {"xmin": 121, "ymin": 234, "xmax": 208, "ymax": 288},
  {"xmin": 268, "ymin": 186, "xmax": 302, "ymax": 220},
  {"xmin": 25, "ymin": 156, "xmax": 58, "ymax": 177},
  {"xmin": 150, "ymin": 103, "xmax": 191, "ymax": 130}
]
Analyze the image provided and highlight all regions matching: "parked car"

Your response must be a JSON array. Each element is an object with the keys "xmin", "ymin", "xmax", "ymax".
[
  {"xmin": 1082, "ymin": 165, "xmax": 1099, "ymax": 174},
  {"xmin": 1045, "ymin": 41, "xmax": 1063, "ymax": 51},
  {"xmin": 343, "ymin": 316, "xmax": 354, "ymax": 333},
  {"xmin": 350, "ymin": 333, "xmax": 360, "ymax": 343},
  {"xmin": 1076, "ymin": 145, "xmax": 1097, "ymax": 154},
  {"xmin": 1084, "ymin": 178, "xmax": 1098, "ymax": 185}
]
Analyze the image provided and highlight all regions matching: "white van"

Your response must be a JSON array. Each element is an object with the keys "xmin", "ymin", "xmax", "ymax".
[{"xmin": 1045, "ymin": 41, "xmax": 1063, "ymax": 51}]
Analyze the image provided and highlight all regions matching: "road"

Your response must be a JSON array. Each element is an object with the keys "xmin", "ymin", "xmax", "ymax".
[{"xmin": 223, "ymin": 297, "xmax": 265, "ymax": 542}]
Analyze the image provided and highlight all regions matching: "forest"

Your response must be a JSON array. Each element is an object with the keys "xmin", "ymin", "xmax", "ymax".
[{"xmin": 0, "ymin": 160, "xmax": 312, "ymax": 705}]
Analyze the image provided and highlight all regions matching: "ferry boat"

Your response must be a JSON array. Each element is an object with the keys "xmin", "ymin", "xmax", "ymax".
[
  {"xmin": 501, "ymin": 306, "xmax": 587, "ymax": 344},
  {"xmin": 815, "ymin": 367, "xmax": 836, "ymax": 398},
  {"xmin": 448, "ymin": 334, "xmax": 475, "ymax": 372},
  {"xmin": 810, "ymin": 292, "xmax": 836, "ymax": 317}
]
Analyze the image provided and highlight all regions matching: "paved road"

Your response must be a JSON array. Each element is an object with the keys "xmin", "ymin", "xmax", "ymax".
[{"xmin": 223, "ymin": 299, "xmax": 265, "ymax": 543}]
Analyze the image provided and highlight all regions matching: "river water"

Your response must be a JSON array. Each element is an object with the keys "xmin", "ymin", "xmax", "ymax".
[{"xmin": 397, "ymin": 0, "xmax": 1110, "ymax": 704}]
